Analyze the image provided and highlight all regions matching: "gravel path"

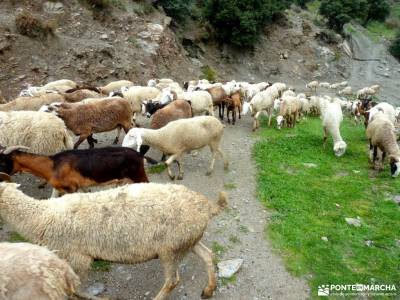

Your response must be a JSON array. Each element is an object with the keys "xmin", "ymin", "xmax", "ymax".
[{"xmin": 1, "ymin": 114, "xmax": 309, "ymax": 300}]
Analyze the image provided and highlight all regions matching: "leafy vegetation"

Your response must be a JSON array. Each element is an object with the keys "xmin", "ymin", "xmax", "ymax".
[
  {"xmin": 154, "ymin": 0, "xmax": 194, "ymax": 23},
  {"xmin": 319, "ymin": 0, "xmax": 390, "ymax": 32},
  {"xmin": 254, "ymin": 118, "xmax": 400, "ymax": 296},
  {"xmin": 390, "ymin": 31, "xmax": 400, "ymax": 60},
  {"xmin": 202, "ymin": 0, "xmax": 292, "ymax": 47},
  {"xmin": 91, "ymin": 259, "xmax": 112, "ymax": 271},
  {"xmin": 200, "ymin": 65, "xmax": 218, "ymax": 82},
  {"xmin": 8, "ymin": 232, "xmax": 28, "ymax": 243}
]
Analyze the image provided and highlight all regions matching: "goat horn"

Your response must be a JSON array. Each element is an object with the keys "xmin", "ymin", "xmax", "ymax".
[
  {"xmin": 0, "ymin": 172, "xmax": 11, "ymax": 182},
  {"xmin": 3, "ymin": 146, "xmax": 30, "ymax": 155}
]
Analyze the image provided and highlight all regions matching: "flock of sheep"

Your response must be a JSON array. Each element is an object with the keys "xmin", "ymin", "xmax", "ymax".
[{"xmin": 0, "ymin": 76, "xmax": 399, "ymax": 300}]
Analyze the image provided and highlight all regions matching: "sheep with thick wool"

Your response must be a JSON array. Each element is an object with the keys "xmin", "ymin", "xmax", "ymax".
[
  {"xmin": 0, "ymin": 111, "xmax": 73, "ymax": 155},
  {"xmin": 276, "ymin": 96, "xmax": 300, "ymax": 129},
  {"xmin": 368, "ymin": 102, "xmax": 396, "ymax": 124},
  {"xmin": 320, "ymin": 101, "xmax": 347, "ymax": 157},
  {"xmin": 119, "ymin": 86, "xmax": 161, "ymax": 116},
  {"xmin": 366, "ymin": 112, "xmax": 400, "ymax": 177},
  {"xmin": 183, "ymin": 90, "xmax": 214, "ymax": 116},
  {"xmin": 0, "ymin": 93, "xmax": 65, "ymax": 111},
  {"xmin": 98, "ymin": 80, "xmax": 134, "ymax": 95},
  {"xmin": 0, "ymin": 242, "xmax": 80, "ymax": 300},
  {"xmin": 123, "ymin": 116, "xmax": 228, "ymax": 180},
  {"xmin": 250, "ymin": 86, "xmax": 280, "ymax": 131},
  {"xmin": 0, "ymin": 181, "xmax": 228, "ymax": 300}
]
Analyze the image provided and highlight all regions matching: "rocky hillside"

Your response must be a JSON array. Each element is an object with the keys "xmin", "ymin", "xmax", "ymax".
[{"xmin": 0, "ymin": 0, "xmax": 360, "ymax": 99}]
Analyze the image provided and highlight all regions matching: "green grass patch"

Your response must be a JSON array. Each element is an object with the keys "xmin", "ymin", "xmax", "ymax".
[
  {"xmin": 8, "ymin": 232, "xmax": 28, "ymax": 243},
  {"xmin": 223, "ymin": 182, "xmax": 237, "ymax": 190},
  {"xmin": 91, "ymin": 260, "xmax": 112, "ymax": 272},
  {"xmin": 306, "ymin": 0, "xmax": 320, "ymax": 14},
  {"xmin": 229, "ymin": 235, "xmax": 240, "ymax": 244},
  {"xmin": 147, "ymin": 164, "xmax": 167, "ymax": 174},
  {"xmin": 366, "ymin": 21, "xmax": 397, "ymax": 42},
  {"xmin": 254, "ymin": 118, "xmax": 400, "ymax": 298},
  {"xmin": 220, "ymin": 274, "xmax": 237, "ymax": 286}
]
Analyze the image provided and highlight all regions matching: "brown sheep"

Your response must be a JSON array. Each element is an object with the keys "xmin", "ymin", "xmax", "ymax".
[
  {"xmin": 225, "ymin": 92, "xmax": 242, "ymax": 125},
  {"xmin": 206, "ymin": 86, "xmax": 228, "ymax": 120},
  {"xmin": 62, "ymin": 87, "xmax": 103, "ymax": 103},
  {"xmin": 43, "ymin": 97, "xmax": 133, "ymax": 149}
]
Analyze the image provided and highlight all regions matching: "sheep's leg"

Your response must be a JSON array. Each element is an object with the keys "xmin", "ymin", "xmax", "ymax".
[
  {"xmin": 50, "ymin": 188, "xmax": 60, "ymax": 198},
  {"xmin": 113, "ymin": 126, "xmax": 122, "ymax": 144},
  {"xmin": 154, "ymin": 255, "xmax": 181, "ymax": 300},
  {"xmin": 369, "ymin": 141, "xmax": 374, "ymax": 163},
  {"xmin": 267, "ymin": 108, "xmax": 273, "ymax": 127},
  {"xmin": 218, "ymin": 148, "xmax": 229, "ymax": 170},
  {"xmin": 227, "ymin": 109, "xmax": 231, "ymax": 124},
  {"xmin": 165, "ymin": 153, "xmax": 181, "ymax": 180},
  {"xmin": 192, "ymin": 242, "xmax": 217, "ymax": 299},
  {"xmin": 323, "ymin": 127, "xmax": 328, "ymax": 149},
  {"xmin": 206, "ymin": 149, "xmax": 217, "ymax": 176},
  {"xmin": 74, "ymin": 134, "xmax": 90, "ymax": 149},
  {"xmin": 252, "ymin": 112, "xmax": 261, "ymax": 131},
  {"xmin": 176, "ymin": 159, "xmax": 184, "ymax": 180}
]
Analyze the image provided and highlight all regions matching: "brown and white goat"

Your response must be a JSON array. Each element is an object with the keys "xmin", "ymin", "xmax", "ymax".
[
  {"xmin": 43, "ymin": 97, "xmax": 133, "ymax": 149},
  {"xmin": 225, "ymin": 92, "xmax": 242, "ymax": 125},
  {"xmin": 0, "ymin": 146, "xmax": 153, "ymax": 196}
]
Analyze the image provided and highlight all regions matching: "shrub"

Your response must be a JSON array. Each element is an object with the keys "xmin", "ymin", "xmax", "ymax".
[
  {"xmin": 15, "ymin": 10, "xmax": 55, "ymax": 39},
  {"xmin": 202, "ymin": 0, "xmax": 290, "ymax": 47},
  {"xmin": 200, "ymin": 65, "xmax": 217, "ymax": 82},
  {"xmin": 154, "ymin": 0, "xmax": 194, "ymax": 23},
  {"xmin": 319, "ymin": 0, "xmax": 390, "ymax": 32},
  {"xmin": 389, "ymin": 31, "xmax": 400, "ymax": 60}
]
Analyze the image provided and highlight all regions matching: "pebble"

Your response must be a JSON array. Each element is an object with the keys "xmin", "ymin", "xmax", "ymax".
[
  {"xmin": 345, "ymin": 217, "xmax": 361, "ymax": 227},
  {"xmin": 218, "ymin": 258, "xmax": 243, "ymax": 278},
  {"xmin": 391, "ymin": 195, "xmax": 400, "ymax": 205},
  {"xmin": 303, "ymin": 162, "xmax": 317, "ymax": 168},
  {"xmin": 365, "ymin": 240, "xmax": 373, "ymax": 247},
  {"xmin": 100, "ymin": 34, "xmax": 109, "ymax": 40},
  {"xmin": 87, "ymin": 282, "xmax": 105, "ymax": 296},
  {"xmin": 321, "ymin": 236, "xmax": 329, "ymax": 242}
]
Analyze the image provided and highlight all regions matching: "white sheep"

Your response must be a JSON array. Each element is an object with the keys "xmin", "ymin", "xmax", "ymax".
[
  {"xmin": 368, "ymin": 102, "xmax": 396, "ymax": 124},
  {"xmin": 0, "ymin": 242, "xmax": 80, "ymax": 300},
  {"xmin": 321, "ymin": 101, "xmax": 347, "ymax": 157},
  {"xmin": 123, "ymin": 116, "xmax": 228, "ymax": 179},
  {"xmin": 98, "ymin": 80, "xmax": 134, "ymax": 95},
  {"xmin": 282, "ymin": 90, "xmax": 296, "ymax": 98},
  {"xmin": 119, "ymin": 86, "xmax": 161, "ymax": 116},
  {"xmin": 0, "ymin": 93, "xmax": 65, "ymax": 111},
  {"xmin": 356, "ymin": 87, "xmax": 376, "ymax": 99},
  {"xmin": 395, "ymin": 107, "xmax": 400, "ymax": 124},
  {"xmin": 250, "ymin": 86, "xmax": 280, "ymax": 130},
  {"xmin": 329, "ymin": 83, "xmax": 341, "ymax": 90},
  {"xmin": 0, "ymin": 181, "xmax": 228, "ymax": 299},
  {"xmin": 319, "ymin": 82, "xmax": 330, "ymax": 88},
  {"xmin": 306, "ymin": 80, "xmax": 319, "ymax": 93},
  {"xmin": 369, "ymin": 84, "xmax": 380, "ymax": 93},
  {"xmin": 276, "ymin": 96, "xmax": 300, "ymax": 129},
  {"xmin": 338, "ymin": 86, "xmax": 352, "ymax": 96},
  {"xmin": 0, "ymin": 111, "xmax": 73, "ymax": 155},
  {"xmin": 182, "ymin": 90, "xmax": 214, "ymax": 116},
  {"xmin": 366, "ymin": 112, "xmax": 400, "ymax": 176},
  {"xmin": 271, "ymin": 82, "xmax": 287, "ymax": 96}
]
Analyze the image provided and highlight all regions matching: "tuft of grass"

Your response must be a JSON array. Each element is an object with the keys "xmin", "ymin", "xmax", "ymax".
[
  {"xmin": 211, "ymin": 241, "xmax": 226, "ymax": 264},
  {"xmin": 91, "ymin": 260, "xmax": 112, "ymax": 272},
  {"xmin": 220, "ymin": 274, "xmax": 237, "ymax": 286},
  {"xmin": 229, "ymin": 235, "xmax": 240, "ymax": 244},
  {"xmin": 238, "ymin": 224, "xmax": 250, "ymax": 233},
  {"xmin": 147, "ymin": 164, "xmax": 167, "ymax": 174},
  {"xmin": 366, "ymin": 21, "xmax": 397, "ymax": 42},
  {"xmin": 200, "ymin": 65, "xmax": 218, "ymax": 82},
  {"xmin": 254, "ymin": 117, "xmax": 400, "ymax": 297},
  {"xmin": 15, "ymin": 10, "xmax": 55, "ymax": 40},
  {"xmin": 8, "ymin": 232, "xmax": 28, "ymax": 243},
  {"xmin": 223, "ymin": 182, "xmax": 237, "ymax": 190},
  {"xmin": 306, "ymin": 0, "xmax": 320, "ymax": 15}
]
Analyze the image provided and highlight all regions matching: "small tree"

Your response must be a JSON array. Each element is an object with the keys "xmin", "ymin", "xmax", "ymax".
[
  {"xmin": 155, "ymin": 0, "xmax": 194, "ymax": 23},
  {"xmin": 390, "ymin": 31, "xmax": 400, "ymax": 60},
  {"xmin": 365, "ymin": 0, "xmax": 390, "ymax": 23}
]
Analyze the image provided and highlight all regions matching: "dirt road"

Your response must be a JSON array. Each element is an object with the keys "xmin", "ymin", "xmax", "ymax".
[{"xmin": 0, "ymin": 114, "xmax": 309, "ymax": 299}]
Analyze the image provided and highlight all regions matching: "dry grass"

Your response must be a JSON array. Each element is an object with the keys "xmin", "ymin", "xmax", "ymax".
[{"xmin": 15, "ymin": 10, "xmax": 55, "ymax": 39}]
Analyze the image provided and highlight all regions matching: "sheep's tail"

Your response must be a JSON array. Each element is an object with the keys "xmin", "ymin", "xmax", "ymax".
[{"xmin": 211, "ymin": 191, "xmax": 228, "ymax": 216}]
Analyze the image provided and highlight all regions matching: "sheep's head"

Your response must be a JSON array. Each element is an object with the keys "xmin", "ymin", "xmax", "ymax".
[
  {"xmin": 389, "ymin": 155, "xmax": 400, "ymax": 178},
  {"xmin": 122, "ymin": 128, "xmax": 144, "ymax": 152},
  {"xmin": 333, "ymin": 141, "xmax": 347, "ymax": 157},
  {"xmin": 276, "ymin": 116, "xmax": 284, "ymax": 129}
]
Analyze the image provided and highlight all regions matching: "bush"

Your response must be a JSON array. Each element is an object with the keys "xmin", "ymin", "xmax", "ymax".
[
  {"xmin": 319, "ymin": 0, "xmax": 390, "ymax": 32},
  {"xmin": 389, "ymin": 31, "xmax": 400, "ymax": 60},
  {"xmin": 200, "ymin": 65, "xmax": 217, "ymax": 82},
  {"xmin": 202, "ymin": 0, "xmax": 290, "ymax": 47},
  {"xmin": 154, "ymin": 0, "xmax": 194, "ymax": 23},
  {"xmin": 15, "ymin": 11, "xmax": 55, "ymax": 39}
]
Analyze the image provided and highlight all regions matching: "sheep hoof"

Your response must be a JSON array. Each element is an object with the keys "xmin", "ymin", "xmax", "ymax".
[
  {"xmin": 177, "ymin": 175, "xmax": 184, "ymax": 180},
  {"xmin": 206, "ymin": 170, "xmax": 212, "ymax": 176},
  {"xmin": 168, "ymin": 175, "xmax": 175, "ymax": 180},
  {"xmin": 201, "ymin": 288, "xmax": 214, "ymax": 299}
]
